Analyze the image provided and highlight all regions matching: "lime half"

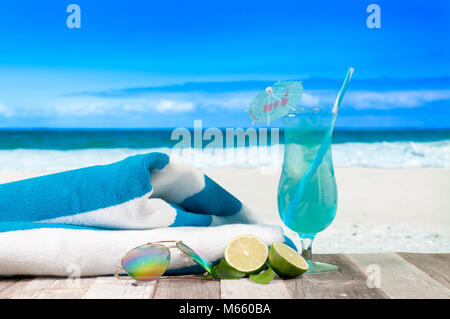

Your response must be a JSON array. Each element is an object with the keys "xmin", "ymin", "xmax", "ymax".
[
  {"xmin": 269, "ymin": 241, "xmax": 309, "ymax": 278},
  {"xmin": 224, "ymin": 235, "xmax": 269, "ymax": 274}
]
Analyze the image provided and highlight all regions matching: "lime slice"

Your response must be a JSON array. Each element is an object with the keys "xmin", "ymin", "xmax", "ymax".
[
  {"xmin": 224, "ymin": 235, "xmax": 269, "ymax": 274},
  {"xmin": 269, "ymin": 241, "xmax": 309, "ymax": 278}
]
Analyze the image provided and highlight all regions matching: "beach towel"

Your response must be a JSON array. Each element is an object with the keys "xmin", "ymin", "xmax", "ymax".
[{"xmin": 0, "ymin": 152, "xmax": 294, "ymax": 276}]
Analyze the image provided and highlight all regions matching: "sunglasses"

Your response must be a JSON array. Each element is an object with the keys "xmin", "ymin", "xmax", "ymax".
[{"xmin": 114, "ymin": 240, "xmax": 218, "ymax": 282}]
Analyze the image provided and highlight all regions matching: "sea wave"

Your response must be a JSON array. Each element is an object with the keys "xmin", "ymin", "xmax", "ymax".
[
  {"xmin": 0, "ymin": 140, "xmax": 449, "ymax": 171},
  {"xmin": 333, "ymin": 140, "xmax": 450, "ymax": 168}
]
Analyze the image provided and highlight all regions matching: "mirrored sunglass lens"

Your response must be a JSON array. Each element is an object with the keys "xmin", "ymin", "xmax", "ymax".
[
  {"xmin": 122, "ymin": 244, "xmax": 170, "ymax": 281},
  {"xmin": 176, "ymin": 242, "xmax": 217, "ymax": 277}
]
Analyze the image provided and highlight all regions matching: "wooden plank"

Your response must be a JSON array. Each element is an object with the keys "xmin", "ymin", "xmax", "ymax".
[
  {"xmin": 83, "ymin": 276, "xmax": 157, "ymax": 299},
  {"xmin": 5, "ymin": 277, "xmax": 95, "ymax": 299},
  {"xmin": 347, "ymin": 253, "xmax": 450, "ymax": 299},
  {"xmin": 0, "ymin": 278, "xmax": 21, "ymax": 293},
  {"xmin": 221, "ymin": 278, "xmax": 293, "ymax": 299},
  {"xmin": 153, "ymin": 278, "xmax": 220, "ymax": 299},
  {"xmin": 397, "ymin": 253, "xmax": 450, "ymax": 289},
  {"xmin": 284, "ymin": 254, "xmax": 388, "ymax": 299},
  {"xmin": 0, "ymin": 278, "xmax": 33, "ymax": 299}
]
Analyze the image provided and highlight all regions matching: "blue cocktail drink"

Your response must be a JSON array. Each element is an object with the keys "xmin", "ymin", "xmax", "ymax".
[{"xmin": 278, "ymin": 110, "xmax": 337, "ymax": 235}]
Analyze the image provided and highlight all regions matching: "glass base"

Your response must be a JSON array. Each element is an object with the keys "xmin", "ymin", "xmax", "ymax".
[
  {"xmin": 295, "ymin": 235, "xmax": 338, "ymax": 274},
  {"xmin": 306, "ymin": 261, "xmax": 338, "ymax": 274}
]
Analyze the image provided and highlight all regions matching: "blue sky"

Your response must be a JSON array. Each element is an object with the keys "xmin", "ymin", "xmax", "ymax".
[{"xmin": 0, "ymin": 0, "xmax": 449, "ymax": 128}]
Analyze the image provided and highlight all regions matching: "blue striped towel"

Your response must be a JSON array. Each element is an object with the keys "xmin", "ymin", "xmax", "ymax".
[{"xmin": 0, "ymin": 152, "xmax": 294, "ymax": 276}]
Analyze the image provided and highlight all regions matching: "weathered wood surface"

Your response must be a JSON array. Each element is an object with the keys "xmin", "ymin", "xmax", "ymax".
[
  {"xmin": 221, "ymin": 278, "xmax": 293, "ymax": 299},
  {"xmin": 0, "ymin": 277, "xmax": 96, "ymax": 299},
  {"xmin": 286, "ymin": 254, "xmax": 388, "ymax": 299},
  {"xmin": 397, "ymin": 253, "xmax": 450, "ymax": 289},
  {"xmin": 84, "ymin": 276, "xmax": 157, "ymax": 299},
  {"xmin": 1, "ymin": 253, "xmax": 448, "ymax": 299},
  {"xmin": 347, "ymin": 253, "xmax": 450, "ymax": 299},
  {"xmin": 153, "ymin": 278, "xmax": 220, "ymax": 299}
]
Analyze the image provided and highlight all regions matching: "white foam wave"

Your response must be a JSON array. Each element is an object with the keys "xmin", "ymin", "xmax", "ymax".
[
  {"xmin": 0, "ymin": 140, "xmax": 448, "ymax": 171},
  {"xmin": 333, "ymin": 140, "xmax": 450, "ymax": 168}
]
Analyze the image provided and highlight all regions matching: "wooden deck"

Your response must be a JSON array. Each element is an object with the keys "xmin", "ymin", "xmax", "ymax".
[{"xmin": 1, "ymin": 253, "xmax": 449, "ymax": 299}]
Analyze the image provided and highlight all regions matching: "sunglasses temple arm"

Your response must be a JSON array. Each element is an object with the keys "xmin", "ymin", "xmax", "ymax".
[
  {"xmin": 160, "ymin": 274, "xmax": 217, "ymax": 281},
  {"xmin": 114, "ymin": 266, "xmax": 132, "ymax": 280},
  {"xmin": 149, "ymin": 240, "xmax": 181, "ymax": 244},
  {"xmin": 175, "ymin": 247, "xmax": 217, "ymax": 279}
]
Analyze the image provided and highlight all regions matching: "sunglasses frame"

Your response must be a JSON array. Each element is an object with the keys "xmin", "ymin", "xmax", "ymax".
[{"xmin": 114, "ymin": 240, "xmax": 217, "ymax": 282}]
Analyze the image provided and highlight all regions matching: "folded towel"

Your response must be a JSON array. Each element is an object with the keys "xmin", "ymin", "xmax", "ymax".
[{"xmin": 0, "ymin": 152, "xmax": 294, "ymax": 276}]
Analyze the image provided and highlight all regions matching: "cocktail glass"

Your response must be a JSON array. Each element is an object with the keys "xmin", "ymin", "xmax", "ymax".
[{"xmin": 278, "ymin": 106, "xmax": 338, "ymax": 273}]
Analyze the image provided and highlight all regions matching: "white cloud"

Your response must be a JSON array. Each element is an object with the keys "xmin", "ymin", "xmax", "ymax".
[
  {"xmin": 39, "ymin": 97, "xmax": 195, "ymax": 116},
  {"xmin": 0, "ymin": 102, "xmax": 14, "ymax": 117},
  {"xmin": 196, "ymin": 91, "xmax": 256, "ymax": 111},
  {"xmin": 4, "ymin": 89, "xmax": 450, "ymax": 119},
  {"xmin": 52, "ymin": 101, "xmax": 116, "ymax": 116},
  {"xmin": 300, "ymin": 92, "xmax": 324, "ymax": 106},
  {"xmin": 155, "ymin": 99, "xmax": 194, "ymax": 112},
  {"xmin": 345, "ymin": 90, "xmax": 450, "ymax": 109},
  {"xmin": 288, "ymin": 89, "xmax": 450, "ymax": 110}
]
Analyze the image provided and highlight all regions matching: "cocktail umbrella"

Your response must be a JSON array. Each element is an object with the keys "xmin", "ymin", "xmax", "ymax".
[{"xmin": 247, "ymin": 81, "xmax": 303, "ymax": 125}]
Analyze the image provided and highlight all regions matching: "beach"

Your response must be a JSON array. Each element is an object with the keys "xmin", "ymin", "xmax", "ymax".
[
  {"xmin": 2, "ymin": 167, "xmax": 449, "ymax": 253},
  {"xmin": 207, "ymin": 167, "xmax": 450, "ymax": 253}
]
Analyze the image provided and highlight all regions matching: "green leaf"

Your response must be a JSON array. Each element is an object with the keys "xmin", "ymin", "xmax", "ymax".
[
  {"xmin": 214, "ymin": 259, "xmax": 246, "ymax": 279},
  {"xmin": 249, "ymin": 264, "xmax": 274, "ymax": 285}
]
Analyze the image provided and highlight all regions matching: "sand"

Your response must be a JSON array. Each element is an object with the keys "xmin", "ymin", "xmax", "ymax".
[
  {"xmin": 207, "ymin": 167, "xmax": 450, "ymax": 253},
  {"xmin": 1, "ymin": 167, "xmax": 449, "ymax": 253}
]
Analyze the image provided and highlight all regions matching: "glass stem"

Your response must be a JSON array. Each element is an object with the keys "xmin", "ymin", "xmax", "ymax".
[{"xmin": 300, "ymin": 235, "xmax": 314, "ymax": 263}]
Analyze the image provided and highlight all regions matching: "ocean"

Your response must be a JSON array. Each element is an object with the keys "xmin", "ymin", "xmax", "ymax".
[{"xmin": 0, "ymin": 128, "xmax": 449, "ymax": 171}]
